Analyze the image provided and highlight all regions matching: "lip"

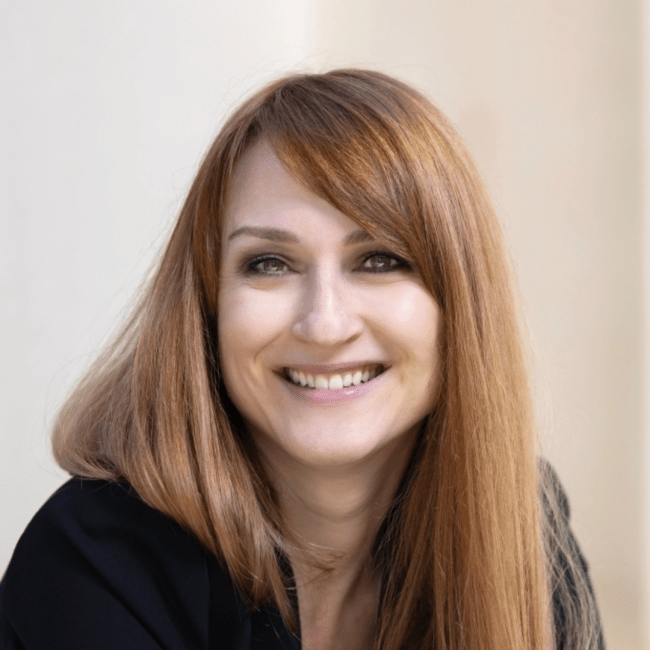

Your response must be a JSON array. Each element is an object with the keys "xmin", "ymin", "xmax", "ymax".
[
  {"xmin": 277, "ymin": 365, "xmax": 390, "ymax": 405},
  {"xmin": 277, "ymin": 361, "xmax": 390, "ymax": 375}
]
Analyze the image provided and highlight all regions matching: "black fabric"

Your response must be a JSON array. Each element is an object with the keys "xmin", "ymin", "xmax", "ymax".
[
  {"xmin": 0, "ymin": 468, "xmax": 604, "ymax": 649},
  {"xmin": 0, "ymin": 479, "xmax": 298, "ymax": 650},
  {"xmin": 538, "ymin": 459, "xmax": 606, "ymax": 650}
]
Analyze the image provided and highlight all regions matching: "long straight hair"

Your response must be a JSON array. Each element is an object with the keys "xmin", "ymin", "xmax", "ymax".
[{"xmin": 52, "ymin": 69, "xmax": 599, "ymax": 649}]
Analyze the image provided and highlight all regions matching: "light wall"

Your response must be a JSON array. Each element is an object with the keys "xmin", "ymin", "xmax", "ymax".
[
  {"xmin": 307, "ymin": 2, "xmax": 645, "ymax": 647},
  {"xmin": 643, "ymin": 0, "xmax": 650, "ymax": 643},
  {"xmin": 0, "ymin": 0, "xmax": 316, "ymax": 592},
  {"xmin": 311, "ymin": 3, "xmax": 645, "ymax": 645},
  {"xmin": 1, "ymin": 1, "xmax": 645, "ymax": 647}
]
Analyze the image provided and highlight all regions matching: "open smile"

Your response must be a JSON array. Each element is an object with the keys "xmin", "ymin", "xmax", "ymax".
[
  {"xmin": 275, "ymin": 364, "xmax": 391, "ymax": 405},
  {"xmin": 282, "ymin": 364, "xmax": 388, "ymax": 390}
]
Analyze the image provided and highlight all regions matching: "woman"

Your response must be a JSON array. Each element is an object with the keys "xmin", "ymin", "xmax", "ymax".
[{"xmin": 0, "ymin": 69, "xmax": 604, "ymax": 649}]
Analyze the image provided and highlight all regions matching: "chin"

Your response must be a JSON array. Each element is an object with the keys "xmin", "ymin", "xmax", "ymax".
[{"xmin": 262, "ymin": 421, "xmax": 413, "ymax": 470}]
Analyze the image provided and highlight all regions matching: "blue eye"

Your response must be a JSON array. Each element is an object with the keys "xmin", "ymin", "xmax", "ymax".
[{"xmin": 243, "ymin": 251, "xmax": 410, "ymax": 277}]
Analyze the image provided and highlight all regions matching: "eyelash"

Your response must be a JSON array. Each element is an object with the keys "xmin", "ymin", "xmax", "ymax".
[{"xmin": 243, "ymin": 251, "xmax": 410, "ymax": 277}]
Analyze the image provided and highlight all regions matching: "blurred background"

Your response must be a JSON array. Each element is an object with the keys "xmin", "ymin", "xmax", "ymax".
[{"xmin": 1, "ymin": 1, "xmax": 646, "ymax": 647}]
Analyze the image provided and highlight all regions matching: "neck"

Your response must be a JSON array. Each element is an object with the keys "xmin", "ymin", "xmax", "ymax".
[
  {"xmin": 281, "ymin": 464, "xmax": 395, "ymax": 579},
  {"xmin": 256, "ymin": 429, "xmax": 419, "ymax": 648}
]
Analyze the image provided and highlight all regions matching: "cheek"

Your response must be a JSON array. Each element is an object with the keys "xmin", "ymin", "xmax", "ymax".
[
  {"xmin": 383, "ymin": 285, "xmax": 442, "ymax": 362},
  {"xmin": 385, "ymin": 286, "xmax": 443, "ymax": 409},
  {"xmin": 217, "ymin": 287, "xmax": 291, "ymax": 370}
]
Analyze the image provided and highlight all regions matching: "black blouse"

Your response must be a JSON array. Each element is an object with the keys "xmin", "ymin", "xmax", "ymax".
[{"xmin": 0, "ymin": 466, "xmax": 605, "ymax": 649}]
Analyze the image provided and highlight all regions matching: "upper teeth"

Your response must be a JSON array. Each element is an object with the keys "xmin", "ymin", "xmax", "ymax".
[{"xmin": 285, "ymin": 364, "xmax": 385, "ymax": 390}]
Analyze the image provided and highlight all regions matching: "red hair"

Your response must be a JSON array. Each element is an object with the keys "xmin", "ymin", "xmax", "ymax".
[{"xmin": 53, "ymin": 69, "xmax": 600, "ymax": 649}]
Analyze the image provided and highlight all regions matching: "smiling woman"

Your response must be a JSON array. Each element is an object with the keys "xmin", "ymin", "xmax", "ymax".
[
  {"xmin": 0, "ymin": 70, "xmax": 605, "ymax": 650},
  {"xmin": 218, "ymin": 140, "xmax": 441, "ymax": 473}
]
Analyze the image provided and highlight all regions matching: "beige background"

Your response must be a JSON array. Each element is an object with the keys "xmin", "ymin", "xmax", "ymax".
[{"xmin": 1, "ymin": 1, "xmax": 646, "ymax": 647}]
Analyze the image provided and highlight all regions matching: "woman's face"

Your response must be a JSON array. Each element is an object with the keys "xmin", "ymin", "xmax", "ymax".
[{"xmin": 218, "ymin": 140, "xmax": 442, "ymax": 469}]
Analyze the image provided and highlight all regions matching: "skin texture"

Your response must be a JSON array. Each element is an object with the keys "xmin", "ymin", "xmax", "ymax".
[{"xmin": 217, "ymin": 140, "xmax": 443, "ymax": 648}]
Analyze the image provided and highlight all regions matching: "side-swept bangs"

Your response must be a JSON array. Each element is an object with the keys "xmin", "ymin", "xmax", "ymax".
[
  {"xmin": 52, "ymin": 69, "xmax": 604, "ymax": 649},
  {"xmin": 193, "ymin": 70, "xmax": 511, "ymax": 373}
]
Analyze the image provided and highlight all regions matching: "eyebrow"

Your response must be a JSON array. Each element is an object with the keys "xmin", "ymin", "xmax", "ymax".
[{"xmin": 227, "ymin": 226, "xmax": 376, "ymax": 246}]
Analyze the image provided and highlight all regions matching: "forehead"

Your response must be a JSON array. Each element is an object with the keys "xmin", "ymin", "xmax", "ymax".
[
  {"xmin": 225, "ymin": 140, "xmax": 311, "ymax": 215},
  {"xmin": 222, "ymin": 140, "xmax": 363, "ymax": 243}
]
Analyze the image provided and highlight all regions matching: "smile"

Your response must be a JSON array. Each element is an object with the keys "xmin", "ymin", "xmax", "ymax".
[{"xmin": 283, "ymin": 364, "xmax": 387, "ymax": 390}]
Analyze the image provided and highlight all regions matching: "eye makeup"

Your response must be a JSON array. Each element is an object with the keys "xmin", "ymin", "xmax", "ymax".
[{"xmin": 240, "ymin": 251, "xmax": 411, "ymax": 277}]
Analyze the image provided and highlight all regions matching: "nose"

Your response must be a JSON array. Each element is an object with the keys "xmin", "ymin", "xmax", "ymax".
[{"xmin": 291, "ymin": 266, "xmax": 364, "ymax": 347}]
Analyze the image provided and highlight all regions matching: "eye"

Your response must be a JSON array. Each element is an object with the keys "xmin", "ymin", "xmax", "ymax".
[
  {"xmin": 360, "ymin": 252, "xmax": 410, "ymax": 273},
  {"xmin": 242, "ymin": 251, "xmax": 410, "ymax": 278},
  {"xmin": 244, "ymin": 255, "xmax": 290, "ymax": 276}
]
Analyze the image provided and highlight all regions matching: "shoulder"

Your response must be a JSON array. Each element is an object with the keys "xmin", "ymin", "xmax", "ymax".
[
  {"xmin": 537, "ymin": 456, "xmax": 571, "ymax": 521},
  {"xmin": 0, "ymin": 478, "xmax": 246, "ymax": 650},
  {"xmin": 537, "ymin": 458, "xmax": 607, "ymax": 649},
  {"xmin": 537, "ymin": 456, "xmax": 591, "ymax": 577},
  {"xmin": 9, "ymin": 478, "xmax": 197, "ymax": 553}
]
